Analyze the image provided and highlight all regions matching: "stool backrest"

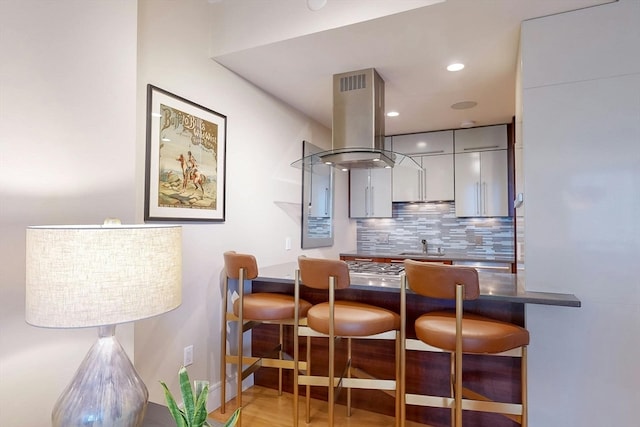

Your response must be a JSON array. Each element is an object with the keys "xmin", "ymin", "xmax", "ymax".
[
  {"xmin": 223, "ymin": 251, "xmax": 259, "ymax": 280},
  {"xmin": 403, "ymin": 259, "xmax": 480, "ymax": 300},
  {"xmin": 298, "ymin": 256, "xmax": 351, "ymax": 290}
]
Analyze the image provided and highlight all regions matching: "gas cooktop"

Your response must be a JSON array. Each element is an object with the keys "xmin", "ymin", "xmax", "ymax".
[{"xmin": 346, "ymin": 261, "xmax": 404, "ymax": 276}]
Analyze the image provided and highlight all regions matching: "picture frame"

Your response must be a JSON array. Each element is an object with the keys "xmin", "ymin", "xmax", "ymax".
[{"xmin": 144, "ymin": 85, "xmax": 226, "ymax": 222}]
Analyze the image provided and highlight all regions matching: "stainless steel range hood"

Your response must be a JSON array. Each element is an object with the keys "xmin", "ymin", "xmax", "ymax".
[
  {"xmin": 325, "ymin": 68, "xmax": 392, "ymax": 169},
  {"xmin": 292, "ymin": 68, "xmax": 419, "ymax": 171}
]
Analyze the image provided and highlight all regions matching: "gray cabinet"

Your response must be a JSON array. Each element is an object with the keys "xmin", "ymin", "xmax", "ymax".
[
  {"xmin": 391, "ymin": 131, "xmax": 454, "ymax": 202},
  {"xmin": 454, "ymin": 125, "xmax": 509, "ymax": 217},
  {"xmin": 350, "ymin": 168, "xmax": 392, "ymax": 218}
]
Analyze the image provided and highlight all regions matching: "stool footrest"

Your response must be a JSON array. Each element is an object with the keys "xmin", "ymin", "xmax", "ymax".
[
  {"xmin": 225, "ymin": 354, "xmax": 307, "ymax": 371},
  {"xmin": 298, "ymin": 326, "xmax": 397, "ymax": 340},
  {"xmin": 299, "ymin": 374, "xmax": 396, "ymax": 391},
  {"xmin": 405, "ymin": 392, "xmax": 524, "ymax": 416}
]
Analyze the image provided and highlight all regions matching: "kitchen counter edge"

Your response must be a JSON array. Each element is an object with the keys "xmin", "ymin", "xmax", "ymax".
[{"xmin": 256, "ymin": 262, "xmax": 581, "ymax": 308}]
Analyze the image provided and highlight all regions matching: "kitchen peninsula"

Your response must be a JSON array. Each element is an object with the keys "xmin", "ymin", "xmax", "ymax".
[
  {"xmin": 256, "ymin": 261, "xmax": 580, "ymax": 307},
  {"xmin": 249, "ymin": 260, "xmax": 580, "ymax": 426}
]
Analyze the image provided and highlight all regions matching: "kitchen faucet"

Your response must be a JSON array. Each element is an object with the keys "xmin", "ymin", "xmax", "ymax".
[{"xmin": 421, "ymin": 239, "xmax": 427, "ymax": 253}]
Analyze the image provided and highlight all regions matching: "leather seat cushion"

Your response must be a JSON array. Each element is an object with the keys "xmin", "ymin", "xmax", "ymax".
[
  {"xmin": 233, "ymin": 293, "xmax": 312, "ymax": 321},
  {"xmin": 308, "ymin": 301, "xmax": 400, "ymax": 337},
  {"xmin": 415, "ymin": 311, "xmax": 530, "ymax": 354}
]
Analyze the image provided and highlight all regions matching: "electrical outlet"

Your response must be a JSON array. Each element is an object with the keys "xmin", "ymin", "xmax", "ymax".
[{"xmin": 184, "ymin": 345, "xmax": 194, "ymax": 366}]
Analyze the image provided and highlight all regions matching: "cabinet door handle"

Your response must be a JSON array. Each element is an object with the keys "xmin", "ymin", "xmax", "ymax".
[
  {"xmin": 464, "ymin": 145, "xmax": 499, "ymax": 151},
  {"xmin": 324, "ymin": 188, "xmax": 329, "ymax": 216},
  {"xmin": 483, "ymin": 182, "xmax": 487, "ymax": 215},
  {"xmin": 365, "ymin": 186, "xmax": 370, "ymax": 216},
  {"xmin": 371, "ymin": 186, "xmax": 375, "ymax": 215},
  {"xmin": 422, "ymin": 149, "xmax": 445, "ymax": 155},
  {"xmin": 475, "ymin": 182, "xmax": 480, "ymax": 215}
]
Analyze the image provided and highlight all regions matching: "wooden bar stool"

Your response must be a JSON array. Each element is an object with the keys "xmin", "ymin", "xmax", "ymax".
[
  {"xmin": 220, "ymin": 251, "xmax": 312, "ymax": 424},
  {"xmin": 293, "ymin": 256, "xmax": 401, "ymax": 427},
  {"xmin": 400, "ymin": 259, "xmax": 529, "ymax": 427}
]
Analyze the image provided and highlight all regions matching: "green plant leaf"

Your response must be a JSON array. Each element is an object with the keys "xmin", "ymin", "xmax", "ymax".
[
  {"xmin": 178, "ymin": 366, "xmax": 196, "ymax": 424},
  {"xmin": 192, "ymin": 382, "xmax": 210, "ymax": 426},
  {"xmin": 160, "ymin": 381, "xmax": 188, "ymax": 427},
  {"xmin": 223, "ymin": 408, "xmax": 241, "ymax": 427}
]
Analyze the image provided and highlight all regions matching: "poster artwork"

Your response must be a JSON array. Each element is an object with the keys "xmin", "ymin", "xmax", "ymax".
[{"xmin": 157, "ymin": 104, "xmax": 218, "ymax": 210}]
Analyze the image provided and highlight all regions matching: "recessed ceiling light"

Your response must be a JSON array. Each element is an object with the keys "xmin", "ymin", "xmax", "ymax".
[
  {"xmin": 307, "ymin": 0, "xmax": 327, "ymax": 11},
  {"xmin": 460, "ymin": 120, "xmax": 476, "ymax": 128},
  {"xmin": 447, "ymin": 63, "xmax": 465, "ymax": 72},
  {"xmin": 451, "ymin": 101, "xmax": 478, "ymax": 110},
  {"xmin": 386, "ymin": 111, "xmax": 399, "ymax": 117}
]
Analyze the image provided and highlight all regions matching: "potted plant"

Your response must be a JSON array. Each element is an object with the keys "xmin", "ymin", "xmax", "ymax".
[{"xmin": 161, "ymin": 366, "xmax": 240, "ymax": 427}]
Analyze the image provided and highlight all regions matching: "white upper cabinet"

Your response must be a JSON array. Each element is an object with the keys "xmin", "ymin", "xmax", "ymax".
[
  {"xmin": 454, "ymin": 124, "xmax": 508, "ymax": 153},
  {"xmin": 392, "ymin": 130, "xmax": 454, "ymax": 155},
  {"xmin": 454, "ymin": 125, "xmax": 509, "ymax": 217},
  {"xmin": 350, "ymin": 168, "xmax": 392, "ymax": 218},
  {"xmin": 391, "ymin": 130, "xmax": 454, "ymax": 202}
]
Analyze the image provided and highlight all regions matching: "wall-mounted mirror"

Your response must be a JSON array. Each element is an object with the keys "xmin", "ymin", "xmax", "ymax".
[{"xmin": 301, "ymin": 140, "xmax": 334, "ymax": 248}]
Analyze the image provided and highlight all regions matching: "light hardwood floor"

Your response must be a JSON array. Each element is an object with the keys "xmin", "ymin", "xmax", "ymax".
[{"xmin": 209, "ymin": 386, "xmax": 430, "ymax": 427}]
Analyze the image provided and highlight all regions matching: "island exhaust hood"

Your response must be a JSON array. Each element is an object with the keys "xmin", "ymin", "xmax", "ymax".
[
  {"xmin": 323, "ymin": 68, "xmax": 392, "ymax": 169},
  {"xmin": 292, "ymin": 68, "xmax": 418, "ymax": 171}
]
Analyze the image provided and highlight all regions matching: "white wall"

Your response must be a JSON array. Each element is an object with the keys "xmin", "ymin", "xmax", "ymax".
[
  {"xmin": 0, "ymin": 1, "xmax": 138, "ymax": 426},
  {"xmin": 135, "ymin": 0, "xmax": 355, "ymax": 410},
  {"xmin": 521, "ymin": 1, "xmax": 640, "ymax": 425},
  {"xmin": 0, "ymin": 0, "xmax": 355, "ymax": 425}
]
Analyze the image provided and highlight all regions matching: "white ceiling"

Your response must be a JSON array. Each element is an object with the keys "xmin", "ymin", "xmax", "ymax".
[{"xmin": 212, "ymin": 0, "xmax": 611, "ymax": 136}]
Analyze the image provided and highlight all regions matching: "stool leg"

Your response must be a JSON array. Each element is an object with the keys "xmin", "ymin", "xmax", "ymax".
[
  {"xmin": 278, "ymin": 323, "xmax": 284, "ymax": 396},
  {"xmin": 395, "ymin": 333, "xmax": 401, "ymax": 427},
  {"xmin": 237, "ymin": 271, "xmax": 245, "ymax": 426},
  {"xmin": 220, "ymin": 276, "xmax": 228, "ymax": 414},
  {"xmin": 329, "ymin": 335, "xmax": 335, "ymax": 427},
  {"xmin": 347, "ymin": 337, "xmax": 352, "ymax": 417},
  {"xmin": 454, "ymin": 284, "xmax": 463, "ymax": 427},
  {"xmin": 328, "ymin": 277, "xmax": 336, "ymax": 427},
  {"xmin": 522, "ymin": 346, "xmax": 528, "ymax": 427},
  {"xmin": 454, "ymin": 350, "xmax": 463, "ymax": 427},
  {"xmin": 293, "ymin": 270, "xmax": 300, "ymax": 427},
  {"xmin": 306, "ymin": 335, "xmax": 311, "ymax": 424}
]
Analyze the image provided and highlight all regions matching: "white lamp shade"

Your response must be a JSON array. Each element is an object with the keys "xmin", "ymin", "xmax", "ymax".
[{"xmin": 25, "ymin": 224, "xmax": 182, "ymax": 328}]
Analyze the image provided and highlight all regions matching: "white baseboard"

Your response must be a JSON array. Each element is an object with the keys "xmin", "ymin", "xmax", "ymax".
[{"xmin": 207, "ymin": 373, "xmax": 254, "ymax": 414}]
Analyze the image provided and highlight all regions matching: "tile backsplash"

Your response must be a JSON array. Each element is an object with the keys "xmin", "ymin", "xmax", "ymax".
[{"xmin": 357, "ymin": 202, "xmax": 514, "ymax": 259}]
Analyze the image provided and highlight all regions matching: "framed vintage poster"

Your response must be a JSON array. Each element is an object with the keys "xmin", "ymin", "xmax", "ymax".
[{"xmin": 145, "ymin": 85, "xmax": 226, "ymax": 222}]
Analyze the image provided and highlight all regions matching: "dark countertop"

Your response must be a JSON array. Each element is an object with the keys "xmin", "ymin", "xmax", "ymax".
[
  {"xmin": 339, "ymin": 250, "xmax": 515, "ymax": 263},
  {"xmin": 257, "ymin": 262, "xmax": 581, "ymax": 308}
]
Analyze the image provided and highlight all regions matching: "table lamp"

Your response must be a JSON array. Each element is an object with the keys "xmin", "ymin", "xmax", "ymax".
[{"xmin": 25, "ymin": 220, "xmax": 182, "ymax": 427}]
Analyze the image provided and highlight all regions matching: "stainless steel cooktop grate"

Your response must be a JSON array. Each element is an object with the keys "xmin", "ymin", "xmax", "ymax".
[{"xmin": 346, "ymin": 261, "xmax": 404, "ymax": 276}]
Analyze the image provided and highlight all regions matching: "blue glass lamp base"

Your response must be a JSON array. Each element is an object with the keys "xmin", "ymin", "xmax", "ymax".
[{"xmin": 52, "ymin": 325, "xmax": 149, "ymax": 427}]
